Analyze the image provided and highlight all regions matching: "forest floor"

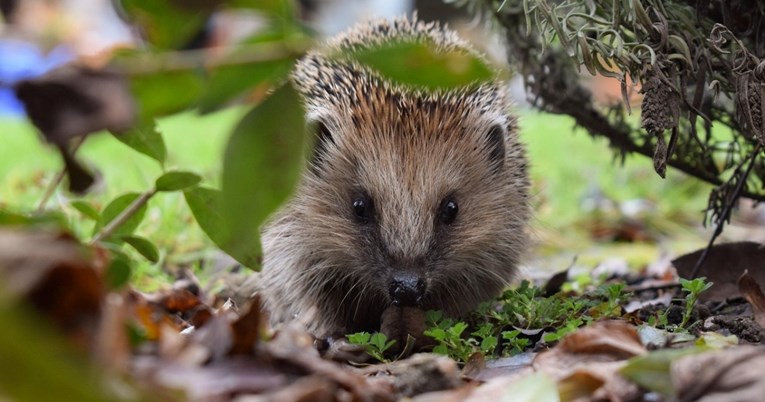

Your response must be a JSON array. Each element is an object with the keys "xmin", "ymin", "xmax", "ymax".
[{"xmin": 2, "ymin": 110, "xmax": 765, "ymax": 401}]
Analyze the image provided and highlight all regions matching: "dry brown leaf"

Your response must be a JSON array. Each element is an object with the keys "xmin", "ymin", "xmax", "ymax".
[
  {"xmin": 134, "ymin": 356, "xmax": 290, "ymax": 401},
  {"xmin": 672, "ymin": 345, "xmax": 765, "ymax": 402},
  {"xmin": 557, "ymin": 320, "xmax": 646, "ymax": 358},
  {"xmin": 0, "ymin": 229, "xmax": 105, "ymax": 349},
  {"xmin": 738, "ymin": 270, "xmax": 765, "ymax": 328},
  {"xmin": 14, "ymin": 65, "xmax": 135, "ymax": 144},
  {"xmin": 362, "ymin": 353, "xmax": 461, "ymax": 398},
  {"xmin": 266, "ymin": 323, "xmax": 393, "ymax": 402},
  {"xmin": 230, "ymin": 298, "xmax": 264, "ymax": 356},
  {"xmin": 233, "ymin": 376, "xmax": 338, "ymax": 402},
  {"xmin": 410, "ymin": 383, "xmax": 478, "ymax": 402},
  {"xmin": 673, "ymin": 241, "xmax": 765, "ymax": 301},
  {"xmin": 461, "ymin": 351, "xmax": 536, "ymax": 382}
]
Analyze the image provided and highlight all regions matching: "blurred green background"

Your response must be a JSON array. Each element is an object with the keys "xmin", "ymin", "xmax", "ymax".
[{"xmin": 0, "ymin": 109, "xmax": 711, "ymax": 288}]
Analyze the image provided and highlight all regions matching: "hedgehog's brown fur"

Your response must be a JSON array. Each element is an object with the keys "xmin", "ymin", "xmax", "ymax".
[{"xmin": 259, "ymin": 16, "xmax": 531, "ymax": 339}]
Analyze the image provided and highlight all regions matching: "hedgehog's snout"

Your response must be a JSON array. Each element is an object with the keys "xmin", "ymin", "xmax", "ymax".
[{"xmin": 389, "ymin": 272, "xmax": 426, "ymax": 307}]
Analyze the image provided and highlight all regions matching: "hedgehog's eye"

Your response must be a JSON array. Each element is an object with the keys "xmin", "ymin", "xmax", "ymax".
[
  {"xmin": 439, "ymin": 197, "xmax": 459, "ymax": 225},
  {"xmin": 352, "ymin": 194, "xmax": 374, "ymax": 224}
]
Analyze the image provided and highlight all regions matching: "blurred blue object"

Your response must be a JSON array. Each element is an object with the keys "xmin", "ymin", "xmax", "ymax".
[{"xmin": 0, "ymin": 39, "xmax": 74, "ymax": 117}]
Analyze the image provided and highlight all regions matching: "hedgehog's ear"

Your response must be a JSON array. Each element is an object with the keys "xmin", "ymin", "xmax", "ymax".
[
  {"xmin": 308, "ymin": 119, "xmax": 335, "ymax": 173},
  {"xmin": 485, "ymin": 124, "xmax": 506, "ymax": 173}
]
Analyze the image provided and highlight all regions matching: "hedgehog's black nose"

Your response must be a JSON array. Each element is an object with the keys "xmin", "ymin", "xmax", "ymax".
[{"xmin": 389, "ymin": 273, "xmax": 426, "ymax": 307}]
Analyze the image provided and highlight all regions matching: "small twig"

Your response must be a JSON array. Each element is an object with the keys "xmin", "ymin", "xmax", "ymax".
[
  {"xmin": 91, "ymin": 189, "xmax": 156, "ymax": 243},
  {"xmin": 114, "ymin": 40, "xmax": 312, "ymax": 76},
  {"xmin": 37, "ymin": 136, "xmax": 87, "ymax": 212},
  {"xmin": 690, "ymin": 143, "xmax": 762, "ymax": 278}
]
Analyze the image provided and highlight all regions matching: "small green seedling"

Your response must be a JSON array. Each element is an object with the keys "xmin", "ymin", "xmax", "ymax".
[
  {"xmin": 424, "ymin": 310, "xmax": 478, "ymax": 362},
  {"xmin": 347, "ymin": 332, "xmax": 396, "ymax": 362},
  {"xmin": 679, "ymin": 277, "xmax": 713, "ymax": 329}
]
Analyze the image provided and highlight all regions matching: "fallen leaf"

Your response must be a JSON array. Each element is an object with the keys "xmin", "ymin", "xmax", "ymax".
[
  {"xmin": 233, "ymin": 376, "xmax": 338, "ymax": 402},
  {"xmin": 0, "ymin": 229, "xmax": 105, "ymax": 349},
  {"xmin": 230, "ymin": 298, "xmax": 264, "ymax": 356},
  {"xmin": 672, "ymin": 345, "xmax": 765, "ymax": 402},
  {"xmin": 738, "ymin": 269, "xmax": 765, "ymax": 328},
  {"xmin": 542, "ymin": 268, "xmax": 570, "ymax": 297},
  {"xmin": 621, "ymin": 347, "xmax": 704, "ymax": 396},
  {"xmin": 673, "ymin": 241, "xmax": 765, "ymax": 301},
  {"xmin": 362, "ymin": 353, "xmax": 461, "ymax": 398},
  {"xmin": 557, "ymin": 320, "xmax": 646, "ymax": 358},
  {"xmin": 464, "ymin": 373, "xmax": 559, "ymax": 402},
  {"xmin": 461, "ymin": 352, "xmax": 536, "ymax": 382}
]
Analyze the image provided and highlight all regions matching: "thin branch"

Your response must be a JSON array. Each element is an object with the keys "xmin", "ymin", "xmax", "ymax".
[
  {"xmin": 690, "ymin": 143, "xmax": 762, "ymax": 278},
  {"xmin": 91, "ymin": 189, "xmax": 156, "ymax": 243},
  {"xmin": 37, "ymin": 136, "xmax": 87, "ymax": 212},
  {"xmin": 114, "ymin": 39, "xmax": 312, "ymax": 76}
]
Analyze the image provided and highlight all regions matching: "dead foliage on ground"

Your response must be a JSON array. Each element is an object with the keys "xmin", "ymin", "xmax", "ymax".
[{"xmin": 3, "ymin": 228, "xmax": 765, "ymax": 402}]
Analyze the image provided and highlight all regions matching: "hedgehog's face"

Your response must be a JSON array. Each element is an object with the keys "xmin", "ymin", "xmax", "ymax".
[{"xmin": 297, "ymin": 85, "xmax": 528, "ymax": 317}]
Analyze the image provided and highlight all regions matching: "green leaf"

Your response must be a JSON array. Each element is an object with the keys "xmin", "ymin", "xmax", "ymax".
[
  {"xmin": 501, "ymin": 373, "xmax": 559, "ymax": 402},
  {"xmin": 426, "ymin": 328, "xmax": 447, "ymax": 341},
  {"xmin": 371, "ymin": 332, "xmax": 393, "ymax": 352},
  {"xmin": 183, "ymin": 186, "xmax": 260, "ymax": 267},
  {"xmin": 198, "ymin": 52, "xmax": 295, "ymax": 114},
  {"xmin": 119, "ymin": 1, "xmax": 217, "ymax": 49},
  {"xmin": 105, "ymin": 257, "xmax": 132, "ymax": 289},
  {"xmin": 480, "ymin": 336, "xmax": 498, "ymax": 353},
  {"xmin": 221, "ymin": 83, "xmax": 305, "ymax": 259},
  {"xmin": 621, "ymin": 348, "xmax": 704, "ymax": 396},
  {"xmin": 0, "ymin": 303, "xmax": 129, "ymax": 401},
  {"xmin": 121, "ymin": 235, "xmax": 160, "ymax": 263},
  {"xmin": 112, "ymin": 123, "xmax": 167, "ymax": 164},
  {"xmin": 0, "ymin": 209, "xmax": 69, "ymax": 229},
  {"xmin": 69, "ymin": 200, "xmax": 101, "ymax": 222},
  {"xmin": 155, "ymin": 171, "xmax": 202, "ymax": 192},
  {"xmin": 350, "ymin": 41, "xmax": 495, "ymax": 90},
  {"xmin": 433, "ymin": 344, "xmax": 448, "ymax": 355},
  {"xmin": 94, "ymin": 192, "xmax": 148, "ymax": 240},
  {"xmin": 126, "ymin": 64, "xmax": 204, "ymax": 122},
  {"xmin": 347, "ymin": 332, "xmax": 371, "ymax": 345},
  {"xmin": 228, "ymin": 0, "xmax": 295, "ymax": 20}
]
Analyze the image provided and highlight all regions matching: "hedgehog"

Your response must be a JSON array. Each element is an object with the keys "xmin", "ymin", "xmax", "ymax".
[{"xmin": 258, "ymin": 16, "xmax": 530, "ymax": 351}]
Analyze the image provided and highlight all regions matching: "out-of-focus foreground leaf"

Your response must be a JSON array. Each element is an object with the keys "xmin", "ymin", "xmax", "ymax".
[
  {"xmin": 118, "ymin": 1, "xmax": 218, "ymax": 49},
  {"xmin": 350, "ymin": 41, "xmax": 495, "ymax": 90},
  {"xmin": 93, "ymin": 192, "xmax": 148, "ymax": 241},
  {"xmin": 220, "ymin": 84, "xmax": 305, "ymax": 263},
  {"xmin": 112, "ymin": 123, "xmax": 167, "ymax": 165},
  {"xmin": 198, "ymin": 29, "xmax": 302, "ymax": 113},
  {"xmin": 0, "ymin": 302, "xmax": 127, "ymax": 402},
  {"xmin": 184, "ymin": 186, "xmax": 259, "ymax": 268},
  {"xmin": 155, "ymin": 171, "xmax": 202, "ymax": 192}
]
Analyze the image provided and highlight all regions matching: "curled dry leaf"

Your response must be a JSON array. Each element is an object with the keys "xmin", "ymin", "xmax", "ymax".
[
  {"xmin": 14, "ymin": 65, "xmax": 135, "ymax": 144},
  {"xmin": 15, "ymin": 65, "xmax": 136, "ymax": 193},
  {"xmin": 672, "ymin": 345, "xmax": 765, "ymax": 402},
  {"xmin": 229, "ymin": 298, "xmax": 264, "ymax": 356},
  {"xmin": 738, "ymin": 270, "xmax": 765, "ymax": 329},
  {"xmin": 557, "ymin": 320, "xmax": 646, "ymax": 358}
]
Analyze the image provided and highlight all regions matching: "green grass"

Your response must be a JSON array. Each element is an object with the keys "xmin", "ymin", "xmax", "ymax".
[{"xmin": 0, "ymin": 108, "xmax": 711, "ymax": 285}]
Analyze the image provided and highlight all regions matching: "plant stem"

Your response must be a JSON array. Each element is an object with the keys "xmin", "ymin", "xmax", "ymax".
[
  {"xmin": 37, "ymin": 136, "xmax": 87, "ymax": 212},
  {"xmin": 91, "ymin": 189, "xmax": 156, "ymax": 243}
]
